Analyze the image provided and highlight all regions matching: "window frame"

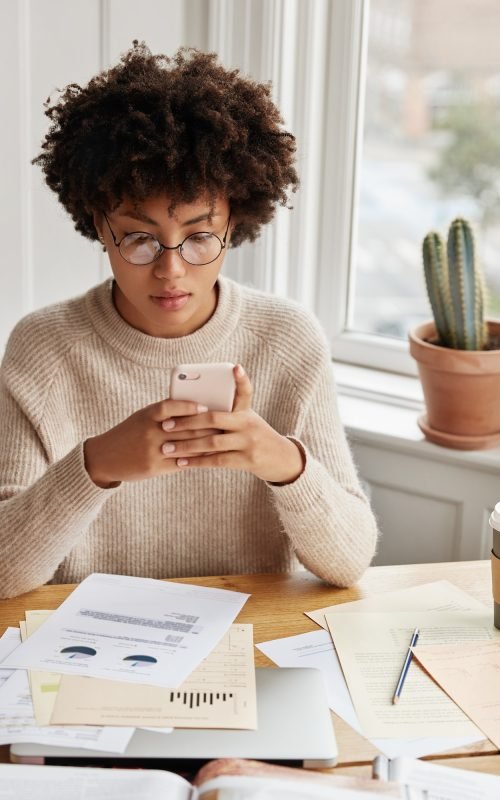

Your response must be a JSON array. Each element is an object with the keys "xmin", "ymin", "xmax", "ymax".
[{"xmin": 316, "ymin": 0, "xmax": 419, "ymax": 377}]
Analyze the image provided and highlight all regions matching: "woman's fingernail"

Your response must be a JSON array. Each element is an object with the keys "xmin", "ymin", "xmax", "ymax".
[
  {"xmin": 236, "ymin": 365, "xmax": 245, "ymax": 377},
  {"xmin": 197, "ymin": 404, "xmax": 208, "ymax": 413},
  {"xmin": 162, "ymin": 443, "xmax": 175, "ymax": 454},
  {"xmin": 162, "ymin": 419, "xmax": 176, "ymax": 430},
  {"xmin": 177, "ymin": 458, "xmax": 189, "ymax": 466}
]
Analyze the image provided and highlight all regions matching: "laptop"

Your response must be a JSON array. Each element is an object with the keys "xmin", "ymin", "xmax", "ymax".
[{"xmin": 10, "ymin": 668, "xmax": 337, "ymax": 769}]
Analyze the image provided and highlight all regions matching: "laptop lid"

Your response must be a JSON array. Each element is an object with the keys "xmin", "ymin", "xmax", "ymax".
[{"xmin": 10, "ymin": 668, "xmax": 337, "ymax": 770}]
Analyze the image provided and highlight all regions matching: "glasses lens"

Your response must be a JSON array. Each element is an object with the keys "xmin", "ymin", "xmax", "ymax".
[
  {"xmin": 120, "ymin": 233, "xmax": 160, "ymax": 265},
  {"xmin": 181, "ymin": 233, "xmax": 222, "ymax": 265}
]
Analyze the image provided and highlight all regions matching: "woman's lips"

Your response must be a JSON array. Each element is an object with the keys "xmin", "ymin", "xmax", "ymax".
[{"xmin": 151, "ymin": 294, "xmax": 190, "ymax": 311}]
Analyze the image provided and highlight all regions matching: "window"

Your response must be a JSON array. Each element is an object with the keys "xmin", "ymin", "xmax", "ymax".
[{"xmin": 326, "ymin": 0, "xmax": 500, "ymax": 376}]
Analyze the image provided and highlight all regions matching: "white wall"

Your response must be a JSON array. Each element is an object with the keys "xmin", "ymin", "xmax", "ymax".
[{"xmin": 0, "ymin": 0, "xmax": 210, "ymax": 351}]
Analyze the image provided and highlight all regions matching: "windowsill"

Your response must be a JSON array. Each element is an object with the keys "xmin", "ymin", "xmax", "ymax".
[
  {"xmin": 334, "ymin": 362, "xmax": 500, "ymax": 472},
  {"xmin": 334, "ymin": 361, "xmax": 424, "ymax": 409}
]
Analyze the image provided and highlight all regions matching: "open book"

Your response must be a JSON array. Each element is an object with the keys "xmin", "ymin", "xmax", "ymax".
[
  {"xmin": 0, "ymin": 758, "xmax": 404, "ymax": 799},
  {"xmin": 373, "ymin": 755, "xmax": 500, "ymax": 799}
]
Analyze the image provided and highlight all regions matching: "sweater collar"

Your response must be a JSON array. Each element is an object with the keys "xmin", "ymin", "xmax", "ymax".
[{"xmin": 84, "ymin": 275, "xmax": 242, "ymax": 368}]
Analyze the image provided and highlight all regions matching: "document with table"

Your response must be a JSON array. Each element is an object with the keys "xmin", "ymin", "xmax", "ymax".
[
  {"xmin": 50, "ymin": 624, "xmax": 257, "ymax": 729},
  {"xmin": 13, "ymin": 608, "xmax": 256, "ymax": 730}
]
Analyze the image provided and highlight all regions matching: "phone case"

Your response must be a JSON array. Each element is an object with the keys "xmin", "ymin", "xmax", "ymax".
[{"xmin": 169, "ymin": 362, "xmax": 236, "ymax": 412}]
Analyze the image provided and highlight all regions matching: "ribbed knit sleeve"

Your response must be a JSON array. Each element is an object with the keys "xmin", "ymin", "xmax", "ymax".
[
  {"xmin": 243, "ymin": 294, "xmax": 379, "ymax": 587},
  {"xmin": 0, "ymin": 375, "xmax": 119, "ymax": 599},
  {"xmin": 267, "ymin": 357, "xmax": 378, "ymax": 587}
]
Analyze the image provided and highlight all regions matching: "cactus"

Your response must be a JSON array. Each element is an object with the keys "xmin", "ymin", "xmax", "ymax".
[{"xmin": 422, "ymin": 218, "xmax": 487, "ymax": 350}]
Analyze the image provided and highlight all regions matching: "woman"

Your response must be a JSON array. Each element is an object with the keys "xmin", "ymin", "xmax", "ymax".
[{"xmin": 0, "ymin": 42, "xmax": 377, "ymax": 598}]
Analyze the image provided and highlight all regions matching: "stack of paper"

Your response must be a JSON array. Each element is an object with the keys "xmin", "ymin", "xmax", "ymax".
[
  {"xmin": 0, "ymin": 572, "xmax": 255, "ymax": 748},
  {"xmin": 257, "ymin": 580, "xmax": 497, "ymax": 759}
]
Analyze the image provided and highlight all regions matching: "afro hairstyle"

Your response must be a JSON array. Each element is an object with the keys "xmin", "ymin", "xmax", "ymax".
[{"xmin": 32, "ymin": 41, "xmax": 299, "ymax": 247}]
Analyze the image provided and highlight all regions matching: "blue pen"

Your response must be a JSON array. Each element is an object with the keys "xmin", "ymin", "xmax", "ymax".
[{"xmin": 392, "ymin": 627, "xmax": 419, "ymax": 705}]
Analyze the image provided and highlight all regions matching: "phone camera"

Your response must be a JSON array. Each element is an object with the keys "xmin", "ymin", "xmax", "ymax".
[{"xmin": 178, "ymin": 373, "xmax": 187, "ymax": 381}]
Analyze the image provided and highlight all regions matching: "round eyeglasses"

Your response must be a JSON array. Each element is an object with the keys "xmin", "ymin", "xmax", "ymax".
[{"xmin": 102, "ymin": 213, "xmax": 231, "ymax": 266}]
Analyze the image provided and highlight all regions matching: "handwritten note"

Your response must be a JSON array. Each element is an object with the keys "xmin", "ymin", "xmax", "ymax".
[{"xmin": 412, "ymin": 640, "xmax": 500, "ymax": 749}]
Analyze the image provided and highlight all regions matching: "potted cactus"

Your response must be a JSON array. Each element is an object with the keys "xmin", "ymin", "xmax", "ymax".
[{"xmin": 409, "ymin": 218, "xmax": 500, "ymax": 450}]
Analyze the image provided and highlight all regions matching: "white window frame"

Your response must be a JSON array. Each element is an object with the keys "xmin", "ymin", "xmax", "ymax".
[
  {"xmin": 315, "ymin": 0, "xmax": 418, "ymax": 377},
  {"xmin": 210, "ymin": 0, "xmax": 420, "ymax": 378}
]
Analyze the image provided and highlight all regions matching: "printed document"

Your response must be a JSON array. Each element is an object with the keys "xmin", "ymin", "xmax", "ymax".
[
  {"xmin": 51, "ymin": 624, "xmax": 257, "ymax": 728},
  {"xmin": 23, "ymin": 610, "xmax": 171, "ymax": 733},
  {"xmin": 0, "ymin": 668, "xmax": 134, "ymax": 751},
  {"xmin": 24, "ymin": 610, "xmax": 61, "ymax": 725},
  {"xmin": 306, "ymin": 580, "xmax": 488, "ymax": 629},
  {"xmin": 375, "ymin": 755, "xmax": 500, "ymax": 800},
  {"xmin": 326, "ymin": 608, "xmax": 499, "ymax": 739},
  {"xmin": 412, "ymin": 640, "xmax": 500, "ymax": 749},
  {"xmin": 4, "ymin": 573, "xmax": 250, "ymax": 687},
  {"xmin": 0, "ymin": 628, "xmax": 20, "ymax": 688},
  {"xmin": 0, "ymin": 627, "xmax": 21, "ymax": 662}
]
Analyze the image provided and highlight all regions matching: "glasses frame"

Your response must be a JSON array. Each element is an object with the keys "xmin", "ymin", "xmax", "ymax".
[{"xmin": 102, "ymin": 212, "xmax": 231, "ymax": 266}]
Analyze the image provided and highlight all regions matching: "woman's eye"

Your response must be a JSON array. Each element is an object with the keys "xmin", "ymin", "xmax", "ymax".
[
  {"xmin": 126, "ymin": 232, "xmax": 154, "ymax": 242},
  {"xmin": 189, "ymin": 233, "xmax": 212, "ymax": 243}
]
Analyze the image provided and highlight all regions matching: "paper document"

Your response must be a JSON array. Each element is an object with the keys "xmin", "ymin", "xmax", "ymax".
[
  {"xmin": 306, "ymin": 580, "xmax": 488, "ymax": 629},
  {"xmin": 0, "ymin": 628, "xmax": 21, "ymax": 688},
  {"xmin": 257, "ymin": 629, "xmax": 483, "ymax": 759},
  {"xmin": 412, "ymin": 640, "xmax": 500, "ymax": 749},
  {"xmin": 24, "ymin": 610, "xmax": 61, "ymax": 725},
  {"xmin": 51, "ymin": 624, "xmax": 257, "ymax": 729},
  {"xmin": 0, "ymin": 667, "xmax": 134, "ymax": 751},
  {"xmin": 0, "ymin": 669, "xmax": 34, "ymax": 724},
  {"xmin": 326, "ymin": 609, "xmax": 499, "ymax": 739},
  {"xmin": 4, "ymin": 573, "xmax": 250, "ymax": 687},
  {"xmin": 22, "ymin": 610, "xmax": 172, "ymax": 733},
  {"xmin": 377, "ymin": 755, "xmax": 500, "ymax": 800},
  {"xmin": 0, "ymin": 722, "xmax": 135, "ymax": 751},
  {"xmin": 0, "ymin": 627, "xmax": 21, "ymax": 661}
]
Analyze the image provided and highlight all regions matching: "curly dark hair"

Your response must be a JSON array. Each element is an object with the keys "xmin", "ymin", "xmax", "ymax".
[{"xmin": 32, "ymin": 41, "xmax": 299, "ymax": 247}]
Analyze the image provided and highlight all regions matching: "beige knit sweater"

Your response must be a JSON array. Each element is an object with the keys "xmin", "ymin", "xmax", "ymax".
[{"xmin": 0, "ymin": 276, "xmax": 378, "ymax": 598}]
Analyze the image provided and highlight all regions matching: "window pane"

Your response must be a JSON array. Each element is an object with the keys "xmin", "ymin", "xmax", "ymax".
[{"xmin": 353, "ymin": 0, "xmax": 500, "ymax": 340}]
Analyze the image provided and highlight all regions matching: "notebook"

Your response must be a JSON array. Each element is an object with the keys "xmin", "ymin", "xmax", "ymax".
[{"xmin": 10, "ymin": 667, "xmax": 338, "ymax": 769}]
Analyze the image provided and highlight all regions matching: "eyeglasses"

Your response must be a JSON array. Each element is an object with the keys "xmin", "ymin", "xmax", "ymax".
[{"xmin": 102, "ymin": 213, "xmax": 231, "ymax": 266}]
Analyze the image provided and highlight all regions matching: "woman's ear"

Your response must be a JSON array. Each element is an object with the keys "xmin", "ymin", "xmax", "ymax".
[
  {"xmin": 225, "ymin": 209, "xmax": 236, "ymax": 237},
  {"xmin": 92, "ymin": 211, "xmax": 106, "ymax": 250}
]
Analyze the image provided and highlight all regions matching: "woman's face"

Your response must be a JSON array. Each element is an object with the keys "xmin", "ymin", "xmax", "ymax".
[{"xmin": 96, "ymin": 194, "xmax": 232, "ymax": 338}]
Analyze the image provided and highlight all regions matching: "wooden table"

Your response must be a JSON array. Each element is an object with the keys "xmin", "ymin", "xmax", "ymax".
[{"xmin": 1, "ymin": 560, "xmax": 499, "ymax": 777}]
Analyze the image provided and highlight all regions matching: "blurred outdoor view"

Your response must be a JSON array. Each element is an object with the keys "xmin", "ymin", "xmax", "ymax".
[{"xmin": 353, "ymin": 0, "xmax": 500, "ymax": 339}]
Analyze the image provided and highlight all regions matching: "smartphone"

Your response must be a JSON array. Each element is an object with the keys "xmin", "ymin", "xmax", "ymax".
[{"xmin": 169, "ymin": 362, "xmax": 236, "ymax": 412}]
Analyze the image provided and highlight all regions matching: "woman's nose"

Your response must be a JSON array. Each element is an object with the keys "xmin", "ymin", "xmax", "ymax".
[{"xmin": 152, "ymin": 247, "xmax": 187, "ymax": 279}]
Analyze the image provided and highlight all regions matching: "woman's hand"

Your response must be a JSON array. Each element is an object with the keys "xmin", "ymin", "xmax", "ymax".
[
  {"xmin": 159, "ymin": 365, "xmax": 305, "ymax": 485},
  {"xmin": 83, "ymin": 400, "xmax": 218, "ymax": 488}
]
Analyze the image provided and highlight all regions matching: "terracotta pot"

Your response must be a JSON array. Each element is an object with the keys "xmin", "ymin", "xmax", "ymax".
[{"xmin": 408, "ymin": 320, "xmax": 500, "ymax": 450}]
